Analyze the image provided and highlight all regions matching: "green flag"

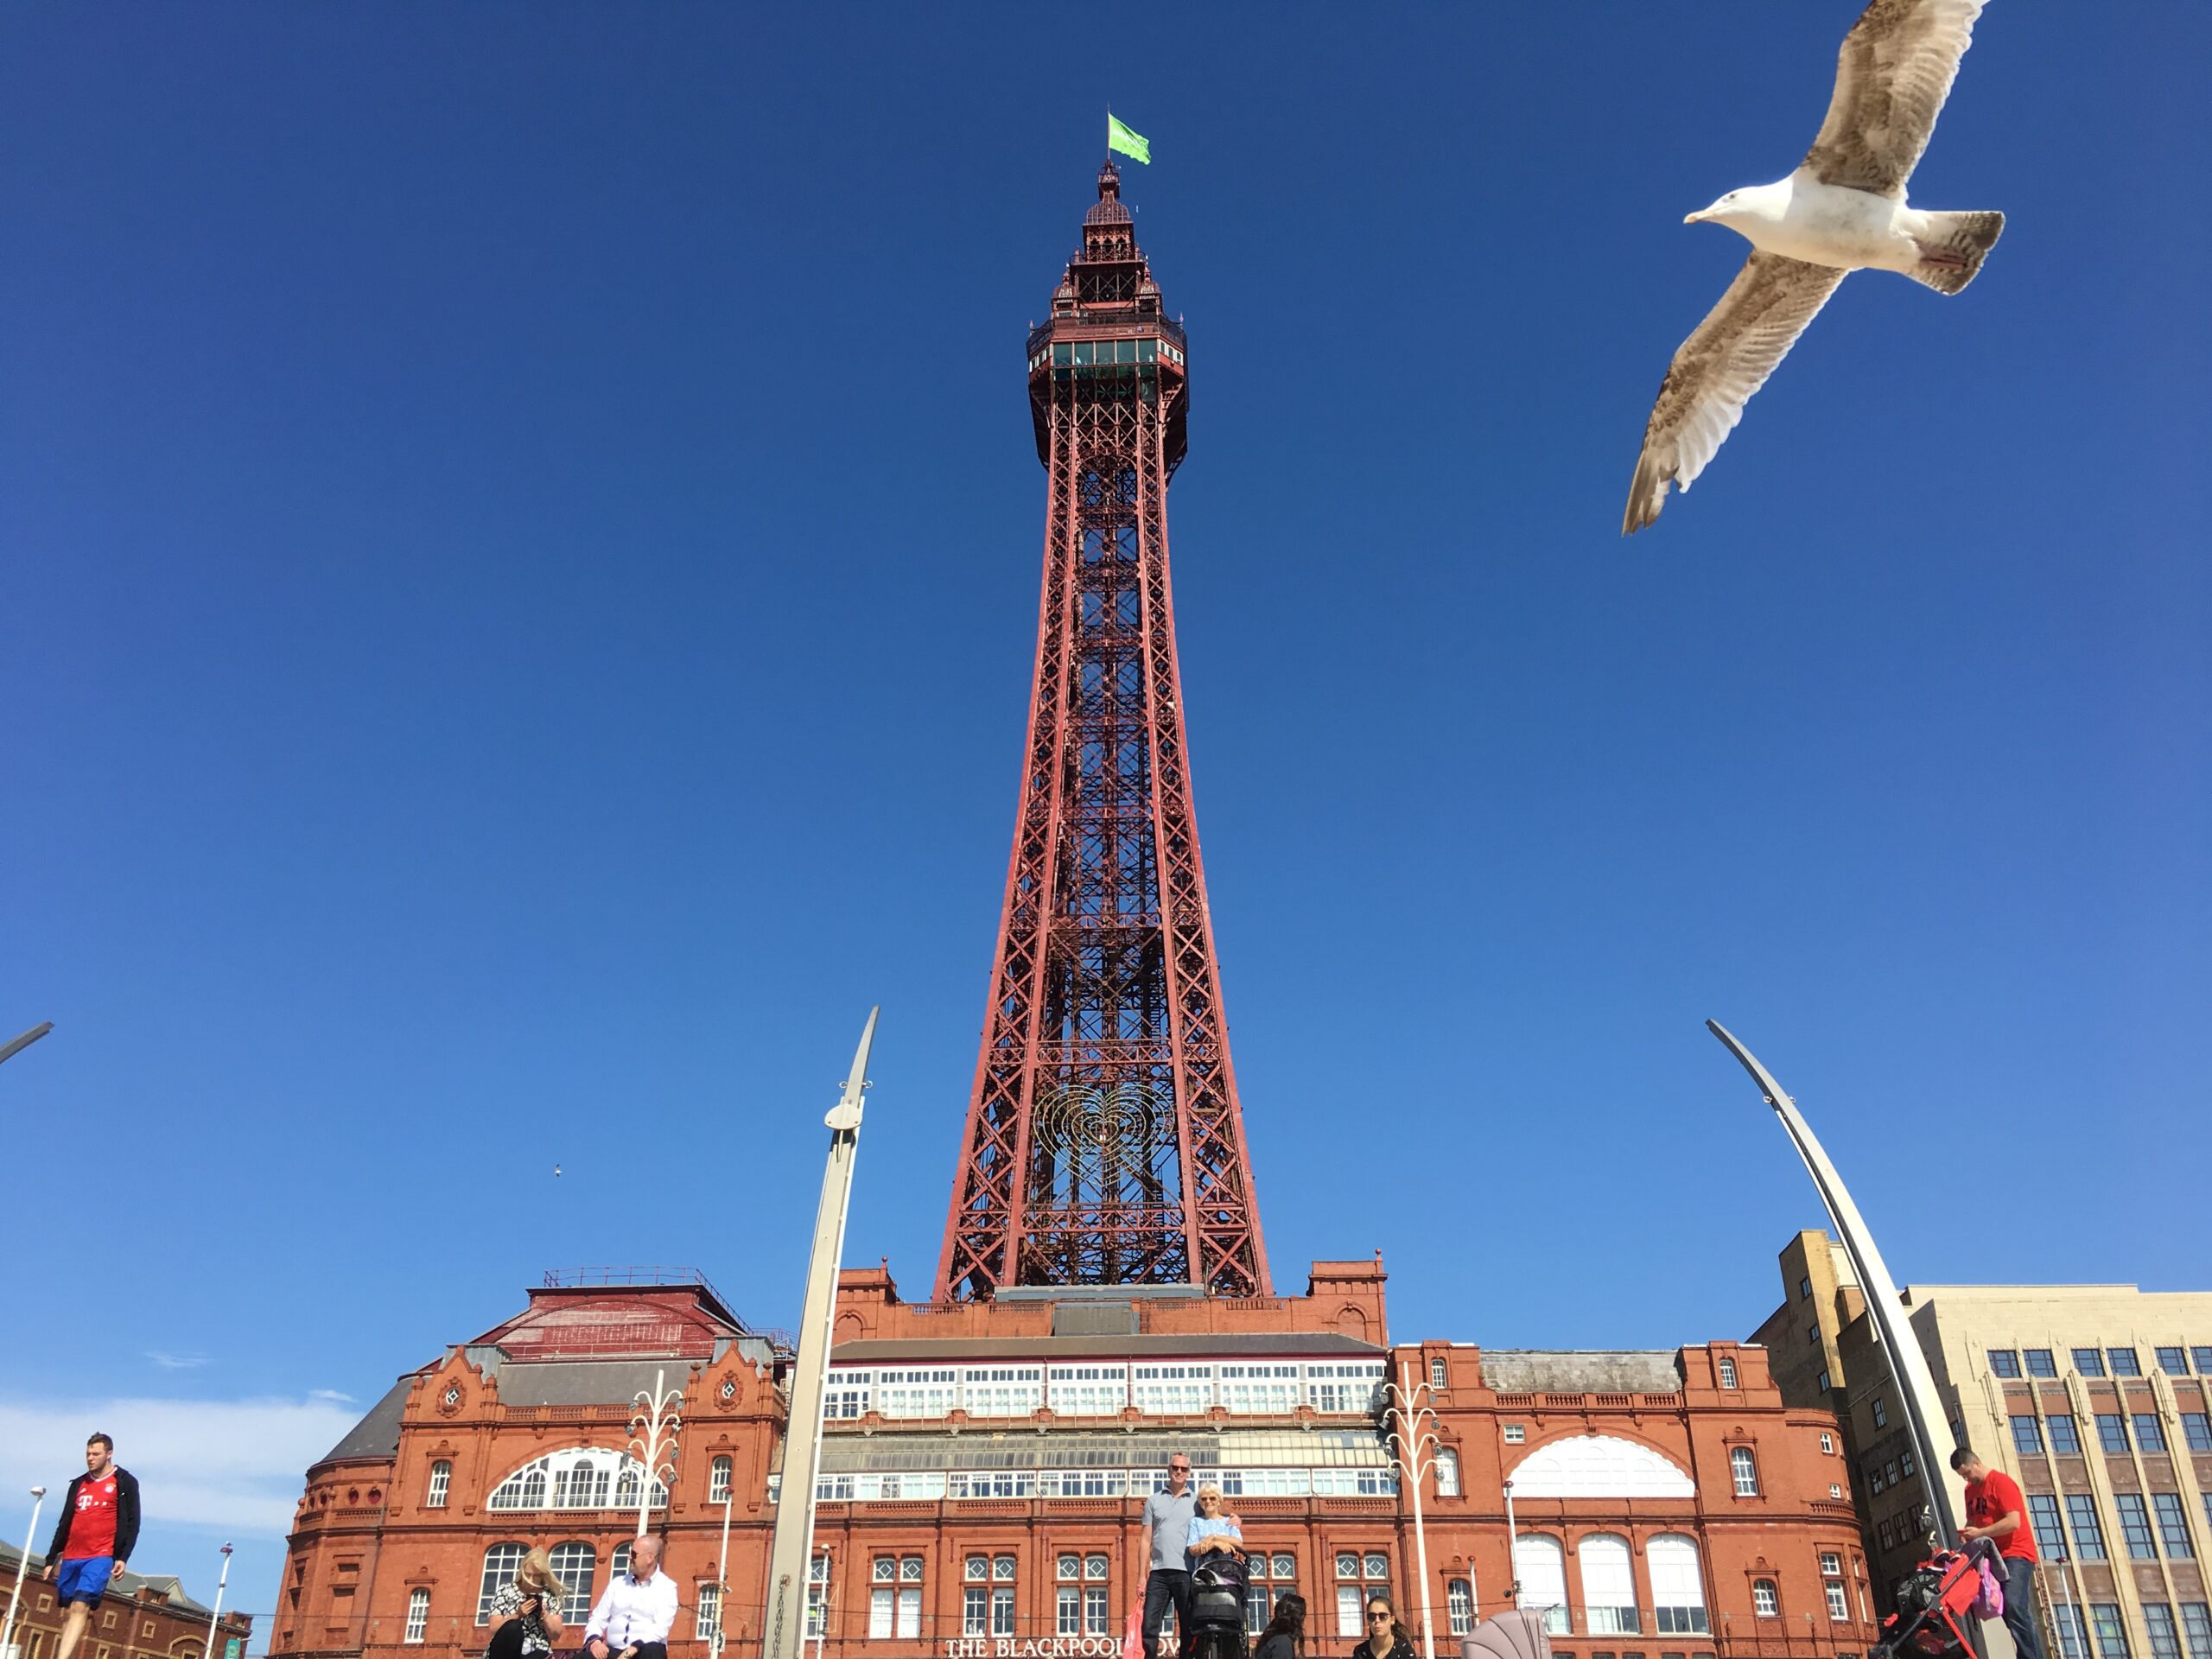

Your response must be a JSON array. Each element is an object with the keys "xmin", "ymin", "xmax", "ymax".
[{"xmin": 1107, "ymin": 114, "xmax": 1150, "ymax": 164}]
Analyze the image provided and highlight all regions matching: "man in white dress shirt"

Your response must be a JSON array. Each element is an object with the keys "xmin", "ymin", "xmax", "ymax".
[{"xmin": 583, "ymin": 1534, "xmax": 679, "ymax": 1659}]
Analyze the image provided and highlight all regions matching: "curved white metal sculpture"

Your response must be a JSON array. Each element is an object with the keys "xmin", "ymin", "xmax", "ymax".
[{"xmin": 1707, "ymin": 1019, "xmax": 1961, "ymax": 1548}]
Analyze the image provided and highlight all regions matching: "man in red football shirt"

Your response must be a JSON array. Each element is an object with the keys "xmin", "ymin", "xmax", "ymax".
[
  {"xmin": 1953, "ymin": 1447, "xmax": 2043, "ymax": 1659},
  {"xmin": 42, "ymin": 1433, "xmax": 143, "ymax": 1659}
]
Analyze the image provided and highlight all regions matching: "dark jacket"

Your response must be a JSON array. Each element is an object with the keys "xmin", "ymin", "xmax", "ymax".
[
  {"xmin": 1349, "ymin": 1636, "xmax": 1416, "ymax": 1659},
  {"xmin": 47, "ymin": 1468, "xmax": 142, "ymax": 1565},
  {"xmin": 1255, "ymin": 1635, "xmax": 1301, "ymax": 1659}
]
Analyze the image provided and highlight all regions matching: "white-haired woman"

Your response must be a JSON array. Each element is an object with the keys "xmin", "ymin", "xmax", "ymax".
[{"xmin": 1184, "ymin": 1484, "xmax": 1244, "ymax": 1565}]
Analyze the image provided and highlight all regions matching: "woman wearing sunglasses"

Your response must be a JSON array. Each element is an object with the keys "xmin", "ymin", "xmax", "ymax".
[{"xmin": 1352, "ymin": 1593, "xmax": 1415, "ymax": 1659}]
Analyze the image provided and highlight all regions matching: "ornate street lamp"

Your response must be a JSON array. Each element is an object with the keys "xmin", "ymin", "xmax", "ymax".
[
  {"xmin": 628, "ymin": 1372, "xmax": 682, "ymax": 1541},
  {"xmin": 1382, "ymin": 1359, "xmax": 1444, "ymax": 1659}
]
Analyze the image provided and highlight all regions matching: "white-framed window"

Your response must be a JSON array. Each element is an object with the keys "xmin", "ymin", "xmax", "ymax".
[
  {"xmin": 1434, "ymin": 1448, "xmax": 1460, "ymax": 1497},
  {"xmin": 899, "ymin": 1559, "xmax": 924, "ymax": 1639},
  {"xmin": 1219, "ymin": 1363, "xmax": 1300, "ymax": 1414},
  {"xmin": 404, "ymin": 1589, "xmax": 429, "ymax": 1644},
  {"xmin": 823, "ymin": 1369, "xmax": 873, "ymax": 1421},
  {"xmin": 611, "ymin": 1541, "xmax": 632, "ymax": 1581},
  {"xmin": 806, "ymin": 1554, "xmax": 830, "ymax": 1640},
  {"xmin": 426, "ymin": 1461, "xmax": 451, "ymax": 1509},
  {"xmin": 1754, "ymin": 1581, "xmax": 1779, "ymax": 1618},
  {"xmin": 1431, "ymin": 1357, "xmax": 1449, "ymax": 1389},
  {"xmin": 477, "ymin": 1544, "xmax": 527, "ymax": 1625},
  {"xmin": 967, "ymin": 1556, "xmax": 988, "ymax": 1582},
  {"xmin": 963, "ymin": 1587, "xmax": 988, "ymax": 1637},
  {"xmin": 995, "ymin": 1555, "xmax": 1018, "ymax": 1583},
  {"xmin": 549, "ymin": 1543, "xmax": 595, "ymax": 1624},
  {"xmin": 697, "ymin": 1583, "xmax": 723, "ymax": 1646},
  {"xmin": 709, "ymin": 1455, "xmax": 732, "ymax": 1504},
  {"xmin": 1306, "ymin": 1363, "xmax": 1385, "ymax": 1414},
  {"xmin": 1731, "ymin": 1447, "xmax": 1760, "ymax": 1497},
  {"xmin": 1718, "ymin": 1357, "xmax": 1738, "ymax": 1389},
  {"xmin": 487, "ymin": 1447, "xmax": 664, "ymax": 1512},
  {"xmin": 1820, "ymin": 1553, "xmax": 1841, "ymax": 1577},
  {"xmin": 1820, "ymin": 1433, "xmax": 1834, "ymax": 1455},
  {"xmin": 1133, "ymin": 1363, "xmax": 1216, "ymax": 1415},
  {"xmin": 1649, "ymin": 1535, "xmax": 1709, "ymax": 1635},
  {"xmin": 876, "ymin": 1369, "xmax": 958, "ymax": 1420},
  {"xmin": 1831, "ymin": 1484, "xmax": 1843, "ymax": 1499},
  {"xmin": 1515, "ymin": 1535, "xmax": 1570, "ymax": 1636},
  {"xmin": 1084, "ymin": 1585, "xmax": 1109, "ymax": 1636},
  {"xmin": 1058, "ymin": 1586, "xmax": 1082, "ymax": 1637},
  {"xmin": 963, "ymin": 1366, "xmax": 1046, "ymax": 1418},
  {"xmin": 1245, "ymin": 1554, "xmax": 1297, "ymax": 1628},
  {"xmin": 1581, "ymin": 1534, "xmax": 1639, "ymax": 1634},
  {"xmin": 1447, "ymin": 1580, "xmax": 1476, "ymax": 1637},
  {"xmin": 1827, "ymin": 1584, "xmax": 1850, "ymax": 1622},
  {"xmin": 1504, "ymin": 1424, "xmax": 1527, "ymax": 1445},
  {"xmin": 1335, "ymin": 1554, "xmax": 1394, "ymax": 1637},
  {"xmin": 1048, "ymin": 1365, "xmax": 1129, "ymax": 1416},
  {"xmin": 992, "ymin": 1586, "xmax": 1016, "ymax": 1637},
  {"xmin": 873, "ymin": 1556, "xmax": 899, "ymax": 1637}
]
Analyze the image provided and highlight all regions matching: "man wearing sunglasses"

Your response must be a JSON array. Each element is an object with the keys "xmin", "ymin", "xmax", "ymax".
[{"xmin": 1138, "ymin": 1454, "xmax": 1198, "ymax": 1659}]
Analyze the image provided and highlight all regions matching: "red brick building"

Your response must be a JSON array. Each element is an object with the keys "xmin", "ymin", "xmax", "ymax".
[
  {"xmin": 1, "ymin": 1543, "xmax": 252, "ymax": 1659},
  {"xmin": 273, "ymin": 1261, "xmax": 1874, "ymax": 1659}
]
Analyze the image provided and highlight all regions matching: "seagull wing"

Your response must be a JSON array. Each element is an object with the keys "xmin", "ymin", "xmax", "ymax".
[
  {"xmin": 1803, "ymin": 0, "xmax": 1986, "ymax": 197},
  {"xmin": 1623, "ymin": 252, "xmax": 1848, "ymax": 536}
]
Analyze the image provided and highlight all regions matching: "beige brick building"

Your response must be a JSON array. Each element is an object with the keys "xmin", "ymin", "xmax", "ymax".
[{"xmin": 1753, "ymin": 1232, "xmax": 2212, "ymax": 1659}]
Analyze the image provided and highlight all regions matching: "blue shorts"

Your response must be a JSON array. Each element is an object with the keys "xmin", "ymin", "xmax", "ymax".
[{"xmin": 56, "ymin": 1556, "xmax": 116, "ymax": 1607}]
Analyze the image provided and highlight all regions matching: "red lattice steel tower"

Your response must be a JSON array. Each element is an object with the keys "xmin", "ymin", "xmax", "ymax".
[{"xmin": 936, "ymin": 164, "xmax": 1270, "ymax": 1302}]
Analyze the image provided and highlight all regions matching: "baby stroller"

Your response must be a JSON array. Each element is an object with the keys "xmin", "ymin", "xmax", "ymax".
[
  {"xmin": 1184, "ymin": 1553, "xmax": 1249, "ymax": 1659},
  {"xmin": 1875, "ymin": 1539, "xmax": 2002, "ymax": 1659}
]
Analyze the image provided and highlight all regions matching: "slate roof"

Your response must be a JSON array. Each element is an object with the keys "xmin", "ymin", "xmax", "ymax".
[{"xmin": 319, "ymin": 1373, "xmax": 415, "ymax": 1463}]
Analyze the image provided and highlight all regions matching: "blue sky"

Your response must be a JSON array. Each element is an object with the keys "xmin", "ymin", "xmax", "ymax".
[{"xmin": 3, "ymin": 2, "xmax": 2207, "ymax": 1637}]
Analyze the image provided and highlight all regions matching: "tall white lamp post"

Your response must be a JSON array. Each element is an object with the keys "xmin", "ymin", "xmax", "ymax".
[
  {"xmin": 197, "ymin": 1544, "xmax": 233, "ymax": 1659},
  {"xmin": 764, "ymin": 1009, "xmax": 880, "ymax": 1659},
  {"xmin": 1503, "ymin": 1481, "xmax": 1521, "ymax": 1610},
  {"xmin": 628, "ymin": 1372, "xmax": 683, "ymax": 1541},
  {"xmin": 1381, "ymin": 1360, "xmax": 1442, "ymax": 1659},
  {"xmin": 2, "ymin": 1487, "xmax": 48, "ymax": 1659},
  {"xmin": 710, "ymin": 1461, "xmax": 736, "ymax": 1659}
]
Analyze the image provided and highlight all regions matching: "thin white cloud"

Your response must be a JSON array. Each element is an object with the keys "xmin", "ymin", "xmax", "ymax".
[
  {"xmin": 146, "ymin": 1351, "xmax": 211, "ymax": 1371},
  {"xmin": 0, "ymin": 1394, "xmax": 365, "ymax": 1537},
  {"xmin": 308, "ymin": 1389, "xmax": 356, "ymax": 1405}
]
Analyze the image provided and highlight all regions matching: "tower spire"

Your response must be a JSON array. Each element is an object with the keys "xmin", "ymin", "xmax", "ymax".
[{"xmin": 936, "ymin": 174, "xmax": 1268, "ymax": 1301}]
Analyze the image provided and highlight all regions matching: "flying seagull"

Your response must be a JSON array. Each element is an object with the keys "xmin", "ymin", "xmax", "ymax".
[{"xmin": 1622, "ymin": 0, "xmax": 2004, "ymax": 536}]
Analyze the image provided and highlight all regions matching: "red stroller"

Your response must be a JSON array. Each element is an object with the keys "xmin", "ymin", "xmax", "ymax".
[{"xmin": 1875, "ymin": 1540, "xmax": 2002, "ymax": 1659}]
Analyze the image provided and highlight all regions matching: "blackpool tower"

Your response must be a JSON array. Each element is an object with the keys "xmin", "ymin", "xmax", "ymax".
[{"xmin": 936, "ymin": 164, "xmax": 1269, "ymax": 1302}]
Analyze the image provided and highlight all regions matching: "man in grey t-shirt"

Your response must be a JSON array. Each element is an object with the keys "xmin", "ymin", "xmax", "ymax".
[{"xmin": 1138, "ymin": 1453, "xmax": 1198, "ymax": 1659}]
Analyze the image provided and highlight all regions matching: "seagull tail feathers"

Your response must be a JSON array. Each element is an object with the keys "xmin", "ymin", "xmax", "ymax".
[
  {"xmin": 1908, "ymin": 210, "xmax": 2005, "ymax": 296},
  {"xmin": 1622, "ymin": 448, "xmax": 1674, "ymax": 537}
]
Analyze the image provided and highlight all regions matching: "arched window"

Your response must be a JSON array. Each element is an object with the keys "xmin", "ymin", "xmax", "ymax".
[
  {"xmin": 426, "ymin": 1461, "xmax": 451, "ymax": 1509},
  {"xmin": 612, "ymin": 1541, "xmax": 633, "ymax": 1582},
  {"xmin": 550, "ymin": 1543, "xmax": 596, "ymax": 1625},
  {"xmin": 1648, "ymin": 1535, "xmax": 1709, "ymax": 1634},
  {"xmin": 486, "ymin": 1447, "xmax": 666, "ymax": 1512},
  {"xmin": 1433, "ymin": 1449, "xmax": 1460, "ymax": 1497},
  {"xmin": 1753, "ymin": 1580, "xmax": 1779, "ymax": 1618},
  {"xmin": 1446, "ymin": 1580, "xmax": 1475, "ymax": 1638},
  {"xmin": 478, "ymin": 1544, "xmax": 528, "ymax": 1624},
  {"xmin": 1580, "ymin": 1535, "xmax": 1638, "ymax": 1634},
  {"xmin": 404, "ymin": 1588, "xmax": 430, "ymax": 1644},
  {"xmin": 1507, "ymin": 1434, "xmax": 1696, "ymax": 1498},
  {"xmin": 709, "ymin": 1455, "xmax": 733, "ymax": 1505},
  {"xmin": 1718, "ymin": 1357, "xmax": 1738, "ymax": 1389},
  {"xmin": 1514, "ymin": 1536, "xmax": 1570, "ymax": 1636},
  {"xmin": 1731, "ymin": 1446, "xmax": 1760, "ymax": 1497}
]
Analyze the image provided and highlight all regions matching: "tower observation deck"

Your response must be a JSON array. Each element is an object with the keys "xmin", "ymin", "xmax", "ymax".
[{"xmin": 936, "ymin": 163, "xmax": 1268, "ymax": 1302}]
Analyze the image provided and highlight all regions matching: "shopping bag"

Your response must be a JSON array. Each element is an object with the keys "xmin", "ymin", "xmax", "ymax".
[
  {"xmin": 1971, "ymin": 1558, "xmax": 2005, "ymax": 1619},
  {"xmin": 1122, "ymin": 1605, "xmax": 1145, "ymax": 1659}
]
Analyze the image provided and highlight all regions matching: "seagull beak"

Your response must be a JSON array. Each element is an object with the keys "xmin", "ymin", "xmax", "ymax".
[{"xmin": 1683, "ymin": 210, "xmax": 1707, "ymax": 225}]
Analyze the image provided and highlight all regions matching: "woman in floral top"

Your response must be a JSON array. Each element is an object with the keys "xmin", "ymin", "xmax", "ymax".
[{"xmin": 486, "ymin": 1547, "xmax": 569, "ymax": 1659}]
